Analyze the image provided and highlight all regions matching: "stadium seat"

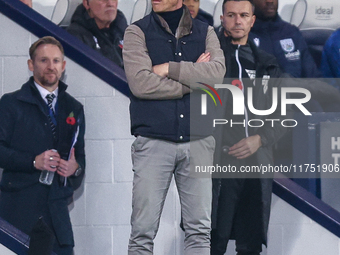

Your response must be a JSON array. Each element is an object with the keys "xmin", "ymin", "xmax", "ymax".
[
  {"xmin": 51, "ymin": 0, "xmax": 81, "ymax": 28},
  {"xmin": 279, "ymin": 3, "xmax": 295, "ymax": 22},
  {"xmin": 212, "ymin": 0, "xmax": 223, "ymax": 28},
  {"xmin": 290, "ymin": 0, "xmax": 340, "ymax": 67},
  {"xmin": 130, "ymin": 0, "xmax": 151, "ymax": 24}
]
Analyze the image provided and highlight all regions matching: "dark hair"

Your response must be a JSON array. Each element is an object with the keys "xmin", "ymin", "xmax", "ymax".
[
  {"xmin": 222, "ymin": 0, "xmax": 255, "ymax": 14},
  {"xmin": 29, "ymin": 36, "xmax": 64, "ymax": 60}
]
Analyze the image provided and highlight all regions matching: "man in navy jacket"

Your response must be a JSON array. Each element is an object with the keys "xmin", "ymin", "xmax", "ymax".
[
  {"xmin": 0, "ymin": 36, "xmax": 85, "ymax": 255},
  {"xmin": 249, "ymin": 0, "xmax": 320, "ymax": 78}
]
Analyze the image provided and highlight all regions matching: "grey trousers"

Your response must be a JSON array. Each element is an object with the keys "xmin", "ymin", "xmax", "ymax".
[{"xmin": 128, "ymin": 136, "xmax": 215, "ymax": 255}]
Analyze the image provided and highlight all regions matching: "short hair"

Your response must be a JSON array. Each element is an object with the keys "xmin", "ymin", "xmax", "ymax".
[
  {"xmin": 29, "ymin": 36, "xmax": 64, "ymax": 60},
  {"xmin": 222, "ymin": 0, "xmax": 255, "ymax": 14}
]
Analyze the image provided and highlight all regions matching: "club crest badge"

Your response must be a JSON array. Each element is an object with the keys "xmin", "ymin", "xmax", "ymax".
[{"xmin": 280, "ymin": 38, "xmax": 295, "ymax": 53}]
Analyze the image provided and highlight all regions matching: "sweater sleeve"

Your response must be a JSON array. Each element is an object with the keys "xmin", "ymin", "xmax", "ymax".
[
  {"xmin": 123, "ymin": 24, "xmax": 188, "ymax": 100},
  {"xmin": 168, "ymin": 26, "xmax": 226, "ymax": 89},
  {"xmin": 123, "ymin": 24, "xmax": 226, "ymax": 100}
]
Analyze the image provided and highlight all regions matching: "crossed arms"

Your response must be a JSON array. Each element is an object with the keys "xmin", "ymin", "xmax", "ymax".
[{"xmin": 123, "ymin": 25, "xmax": 226, "ymax": 100}]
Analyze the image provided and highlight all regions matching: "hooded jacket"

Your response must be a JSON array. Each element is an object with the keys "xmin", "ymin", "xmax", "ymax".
[{"xmin": 67, "ymin": 4, "xmax": 127, "ymax": 68}]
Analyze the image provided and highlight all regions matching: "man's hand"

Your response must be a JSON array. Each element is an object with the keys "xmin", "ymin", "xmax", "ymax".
[
  {"xmin": 34, "ymin": 149, "xmax": 60, "ymax": 172},
  {"xmin": 57, "ymin": 148, "xmax": 78, "ymax": 177},
  {"xmin": 152, "ymin": 63, "xmax": 169, "ymax": 77},
  {"xmin": 196, "ymin": 52, "xmax": 210, "ymax": 63},
  {"xmin": 228, "ymin": 135, "xmax": 262, "ymax": 159}
]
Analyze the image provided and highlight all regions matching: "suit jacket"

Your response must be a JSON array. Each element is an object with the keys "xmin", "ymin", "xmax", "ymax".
[{"xmin": 0, "ymin": 77, "xmax": 85, "ymax": 246}]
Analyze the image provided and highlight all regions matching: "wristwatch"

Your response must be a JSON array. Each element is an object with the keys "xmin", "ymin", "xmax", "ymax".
[{"xmin": 74, "ymin": 164, "xmax": 82, "ymax": 177}]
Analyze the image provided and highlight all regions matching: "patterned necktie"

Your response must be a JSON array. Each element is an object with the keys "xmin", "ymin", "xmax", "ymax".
[{"xmin": 46, "ymin": 94, "xmax": 57, "ymax": 139}]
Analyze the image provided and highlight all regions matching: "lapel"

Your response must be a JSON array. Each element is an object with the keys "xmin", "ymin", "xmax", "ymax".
[
  {"xmin": 16, "ymin": 77, "xmax": 50, "ymax": 117},
  {"xmin": 56, "ymin": 86, "xmax": 79, "ymax": 160}
]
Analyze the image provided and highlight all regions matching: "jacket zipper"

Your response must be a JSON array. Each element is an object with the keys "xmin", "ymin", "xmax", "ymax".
[{"xmin": 235, "ymin": 45, "xmax": 249, "ymax": 138}]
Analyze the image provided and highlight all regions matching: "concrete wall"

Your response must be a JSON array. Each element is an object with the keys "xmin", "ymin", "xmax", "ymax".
[
  {"xmin": 240, "ymin": 194, "xmax": 340, "ymax": 255},
  {"xmin": 1, "ymin": 9, "xmax": 340, "ymax": 255},
  {"xmin": 0, "ymin": 245, "xmax": 15, "ymax": 255}
]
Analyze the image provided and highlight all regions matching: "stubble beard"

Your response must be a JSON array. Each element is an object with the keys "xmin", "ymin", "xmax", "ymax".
[{"xmin": 39, "ymin": 72, "xmax": 59, "ymax": 88}]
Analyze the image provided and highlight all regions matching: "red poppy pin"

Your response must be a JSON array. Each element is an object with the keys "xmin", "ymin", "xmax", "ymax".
[{"xmin": 66, "ymin": 112, "xmax": 76, "ymax": 125}]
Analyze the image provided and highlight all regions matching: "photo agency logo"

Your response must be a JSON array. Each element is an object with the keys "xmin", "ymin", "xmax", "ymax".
[
  {"xmin": 198, "ymin": 82, "xmax": 223, "ymax": 115},
  {"xmin": 199, "ymin": 80, "xmax": 312, "ymax": 128}
]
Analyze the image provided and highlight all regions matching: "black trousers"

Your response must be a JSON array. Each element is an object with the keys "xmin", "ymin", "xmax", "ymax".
[{"xmin": 211, "ymin": 178, "xmax": 263, "ymax": 255}]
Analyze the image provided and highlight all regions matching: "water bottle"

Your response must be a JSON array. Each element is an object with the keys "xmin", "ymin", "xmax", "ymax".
[
  {"xmin": 39, "ymin": 170, "xmax": 55, "ymax": 185},
  {"xmin": 39, "ymin": 149, "xmax": 57, "ymax": 185}
]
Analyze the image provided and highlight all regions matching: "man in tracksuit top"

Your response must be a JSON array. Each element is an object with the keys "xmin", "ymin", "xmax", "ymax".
[
  {"xmin": 249, "ymin": 0, "xmax": 320, "ymax": 78},
  {"xmin": 123, "ymin": 0, "xmax": 225, "ymax": 254},
  {"xmin": 211, "ymin": 0, "xmax": 286, "ymax": 254}
]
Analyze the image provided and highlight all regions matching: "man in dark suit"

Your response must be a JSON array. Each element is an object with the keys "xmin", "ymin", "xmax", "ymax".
[{"xmin": 0, "ymin": 36, "xmax": 85, "ymax": 255}]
